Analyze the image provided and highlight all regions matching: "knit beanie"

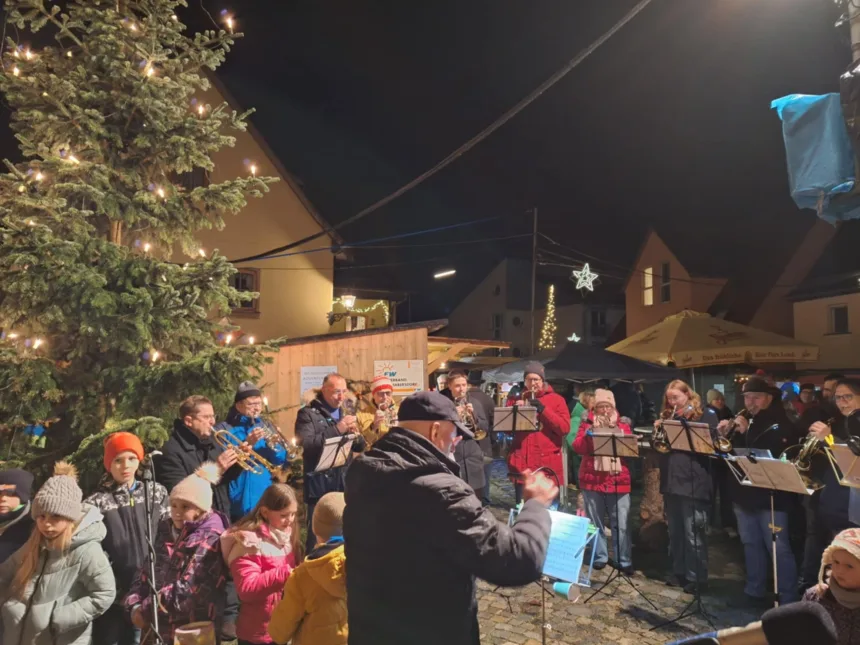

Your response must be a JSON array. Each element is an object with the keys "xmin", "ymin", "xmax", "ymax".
[
  {"xmin": 169, "ymin": 462, "xmax": 222, "ymax": 512},
  {"xmin": 706, "ymin": 389, "xmax": 723, "ymax": 405},
  {"xmin": 821, "ymin": 528, "xmax": 860, "ymax": 584},
  {"xmin": 313, "ymin": 492, "xmax": 345, "ymax": 542},
  {"xmin": 523, "ymin": 361, "xmax": 545, "ymax": 380},
  {"xmin": 594, "ymin": 388, "xmax": 616, "ymax": 409},
  {"xmin": 0, "ymin": 469, "xmax": 34, "ymax": 505},
  {"xmin": 235, "ymin": 380, "xmax": 262, "ymax": 404},
  {"xmin": 103, "ymin": 432, "xmax": 145, "ymax": 472},
  {"xmin": 32, "ymin": 462, "xmax": 82, "ymax": 521},
  {"xmin": 371, "ymin": 375, "xmax": 393, "ymax": 396}
]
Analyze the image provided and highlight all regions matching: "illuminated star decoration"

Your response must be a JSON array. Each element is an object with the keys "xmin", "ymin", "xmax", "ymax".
[
  {"xmin": 572, "ymin": 263, "xmax": 598, "ymax": 291},
  {"xmin": 567, "ymin": 332, "xmax": 581, "ymax": 342}
]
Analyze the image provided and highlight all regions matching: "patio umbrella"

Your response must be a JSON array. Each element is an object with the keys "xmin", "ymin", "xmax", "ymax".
[
  {"xmin": 606, "ymin": 310, "xmax": 819, "ymax": 368},
  {"xmin": 543, "ymin": 342, "xmax": 681, "ymax": 382}
]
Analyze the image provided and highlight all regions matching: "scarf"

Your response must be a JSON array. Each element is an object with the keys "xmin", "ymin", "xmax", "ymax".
[
  {"xmin": 593, "ymin": 411, "xmax": 622, "ymax": 474},
  {"xmin": 829, "ymin": 578, "xmax": 860, "ymax": 610}
]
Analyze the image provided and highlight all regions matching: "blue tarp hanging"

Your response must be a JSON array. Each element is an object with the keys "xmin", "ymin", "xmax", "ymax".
[{"xmin": 771, "ymin": 93, "xmax": 860, "ymax": 222}]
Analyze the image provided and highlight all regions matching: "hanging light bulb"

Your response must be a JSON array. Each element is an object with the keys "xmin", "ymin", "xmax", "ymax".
[
  {"xmin": 248, "ymin": 336, "xmax": 255, "ymax": 345},
  {"xmin": 224, "ymin": 333, "xmax": 233, "ymax": 345},
  {"xmin": 66, "ymin": 51, "xmax": 73, "ymax": 58},
  {"xmin": 32, "ymin": 338, "xmax": 43, "ymax": 349},
  {"xmin": 197, "ymin": 104, "xmax": 205, "ymax": 116},
  {"xmin": 151, "ymin": 350, "xmax": 160, "ymax": 362},
  {"xmin": 156, "ymin": 187, "xmax": 165, "ymax": 199},
  {"xmin": 250, "ymin": 164, "xmax": 257, "ymax": 177},
  {"xmin": 198, "ymin": 248, "xmax": 206, "ymax": 258},
  {"xmin": 35, "ymin": 171, "xmax": 44, "ymax": 181},
  {"xmin": 225, "ymin": 15, "xmax": 234, "ymax": 32},
  {"xmin": 129, "ymin": 22, "xmax": 138, "ymax": 32},
  {"xmin": 143, "ymin": 242, "xmax": 151, "ymax": 252}
]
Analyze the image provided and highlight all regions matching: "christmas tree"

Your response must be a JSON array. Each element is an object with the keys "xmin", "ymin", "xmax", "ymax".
[
  {"xmin": 538, "ymin": 284, "xmax": 557, "ymax": 350},
  {"xmin": 0, "ymin": 0, "xmax": 277, "ymax": 486}
]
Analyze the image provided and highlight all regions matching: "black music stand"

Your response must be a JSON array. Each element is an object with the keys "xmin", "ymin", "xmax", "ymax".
[
  {"xmin": 652, "ymin": 417, "xmax": 718, "ymax": 632},
  {"xmin": 726, "ymin": 455, "xmax": 814, "ymax": 608},
  {"xmin": 316, "ymin": 433, "xmax": 356, "ymax": 473},
  {"xmin": 583, "ymin": 430, "xmax": 658, "ymax": 610},
  {"xmin": 493, "ymin": 405, "xmax": 539, "ymax": 433}
]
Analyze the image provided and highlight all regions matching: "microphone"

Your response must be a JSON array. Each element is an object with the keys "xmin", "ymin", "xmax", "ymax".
[{"xmin": 666, "ymin": 602, "xmax": 837, "ymax": 645}]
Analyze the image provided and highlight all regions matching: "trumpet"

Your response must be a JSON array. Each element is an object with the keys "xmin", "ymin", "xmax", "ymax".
[
  {"xmin": 214, "ymin": 429, "xmax": 288, "ymax": 479},
  {"xmin": 715, "ymin": 409, "xmax": 751, "ymax": 453},
  {"xmin": 651, "ymin": 408, "xmax": 675, "ymax": 454},
  {"xmin": 379, "ymin": 402, "xmax": 398, "ymax": 427}
]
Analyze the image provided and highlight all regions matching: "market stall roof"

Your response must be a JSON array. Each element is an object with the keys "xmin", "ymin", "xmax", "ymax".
[
  {"xmin": 482, "ymin": 348, "xmax": 563, "ymax": 383},
  {"xmin": 278, "ymin": 319, "xmax": 448, "ymax": 347},
  {"xmin": 544, "ymin": 342, "xmax": 681, "ymax": 382},
  {"xmin": 427, "ymin": 336, "xmax": 510, "ymax": 374}
]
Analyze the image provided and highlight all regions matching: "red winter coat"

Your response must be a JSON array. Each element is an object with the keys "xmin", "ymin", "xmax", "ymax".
[
  {"xmin": 220, "ymin": 524, "xmax": 297, "ymax": 644},
  {"xmin": 572, "ymin": 412, "xmax": 632, "ymax": 494},
  {"xmin": 506, "ymin": 384, "xmax": 570, "ymax": 483}
]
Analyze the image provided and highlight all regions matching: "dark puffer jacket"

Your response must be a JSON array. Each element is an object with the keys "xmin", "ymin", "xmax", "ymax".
[
  {"xmin": 0, "ymin": 502, "xmax": 34, "ymax": 564},
  {"xmin": 344, "ymin": 427, "xmax": 551, "ymax": 645},
  {"xmin": 84, "ymin": 479, "xmax": 169, "ymax": 600}
]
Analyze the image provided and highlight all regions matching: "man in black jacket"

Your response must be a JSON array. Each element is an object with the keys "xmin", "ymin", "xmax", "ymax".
[
  {"xmin": 719, "ymin": 377, "xmax": 797, "ymax": 607},
  {"xmin": 0, "ymin": 469, "xmax": 34, "ymax": 564},
  {"xmin": 441, "ymin": 370, "xmax": 491, "ymax": 503},
  {"xmin": 294, "ymin": 372, "xmax": 365, "ymax": 553},
  {"xmin": 345, "ymin": 391, "xmax": 554, "ymax": 645}
]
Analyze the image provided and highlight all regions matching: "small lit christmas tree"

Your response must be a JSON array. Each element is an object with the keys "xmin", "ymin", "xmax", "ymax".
[
  {"xmin": 0, "ymin": 0, "xmax": 278, "ymax": 484},
  {"xmin": 538, "ymin": 284, "xmax": 557, "ymax": 350}
]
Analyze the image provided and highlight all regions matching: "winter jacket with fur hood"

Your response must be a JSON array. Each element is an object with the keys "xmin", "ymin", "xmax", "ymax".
[
  {"xmin": 0, "ymin": 503, "xmax": 116, "ymax": 645},
  {"xmin": 221, "ymin": 524, "xmax": 297, "ymax": 644},
  {"xmin": 268, "ymin": 540, "xmax": 347, "ymax": 645}
]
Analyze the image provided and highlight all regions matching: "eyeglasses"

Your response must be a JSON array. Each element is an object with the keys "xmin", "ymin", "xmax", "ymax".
[
  {"xmin": 836, "ymin": 393, "xmax": 856, "ymax": 403},
  {"xmin": 195, "ymin": 414, "xmax": 216, "ymax": 421}
]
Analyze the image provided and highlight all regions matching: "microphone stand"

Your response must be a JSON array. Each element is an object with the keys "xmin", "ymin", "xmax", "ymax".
[{"xmin": 140, "ymin": 455, "xmax": 164, "ymax": 645}]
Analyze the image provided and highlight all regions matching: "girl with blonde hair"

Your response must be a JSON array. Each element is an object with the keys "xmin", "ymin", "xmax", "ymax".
[
  {"xmin": 655, "ymin": 379, "xmax": 718, "ymax": 594},
  {"xmin": 0, "ymin": 462, "xmax": 116, "ymax": 645}
]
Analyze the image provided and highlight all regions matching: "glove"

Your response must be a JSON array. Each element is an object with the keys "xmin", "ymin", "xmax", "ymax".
[{"xmin": 533, "ymin": 399, "xmax": 545, "ymax": 414}]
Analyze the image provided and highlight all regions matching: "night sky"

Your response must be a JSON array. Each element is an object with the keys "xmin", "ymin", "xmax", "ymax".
[{"xmin": 3, "ymin": 1, "xmax": 855, "ymax": 321}]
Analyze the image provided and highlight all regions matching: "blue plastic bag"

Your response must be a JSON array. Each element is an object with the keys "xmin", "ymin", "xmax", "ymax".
[{"xmin": 772, "ymin": 93, "xmax": 860, "ymax": 222}]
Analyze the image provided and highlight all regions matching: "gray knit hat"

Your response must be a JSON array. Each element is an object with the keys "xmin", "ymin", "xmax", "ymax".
[
  {"xmin": 32, "ymin": 461, "xmax": 83, "ymax": 521},
  {"xmin": 234, "ymin": 380, "xmax": 262, "ymax": 404}
]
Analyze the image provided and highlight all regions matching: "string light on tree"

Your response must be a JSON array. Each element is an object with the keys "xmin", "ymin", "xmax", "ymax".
[
  {"xmin": 32, "ymin": 338, "xmax": 44, "ymax": 349},
  {"xmin": 12, "ymin": 66, "xmax": 20, "ymax": 77},
  {"xmin": 572, "ymin": 263, "xmax": 599, "ymax": 292},
  {"xmin": 250, "ymin": 163, "xmax": 257, "ymax": 177},
  {"xmin": 143, "ymin": 242, "xmax": 151, "ymax": 252},
  {"xmin": 247, "ymin": 336, "xmax": 255, "ymax": 345},
  {"xmin": 538, "ymin": 284, "xmax": 557, "ymax": 350},
  {"xmin": 224, "ymin": 333, "xmax": 233, "ymax": 345}
]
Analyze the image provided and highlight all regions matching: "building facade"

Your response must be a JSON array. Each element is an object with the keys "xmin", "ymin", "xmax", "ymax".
[{"xmin": 792, "ymin": 272, "xmax": 860, "ymax": 371}]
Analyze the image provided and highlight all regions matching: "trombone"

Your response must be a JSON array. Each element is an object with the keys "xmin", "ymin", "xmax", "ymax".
[{"xmin": 214, "ymin": 428, "xmax": 287, "ymax": 478}]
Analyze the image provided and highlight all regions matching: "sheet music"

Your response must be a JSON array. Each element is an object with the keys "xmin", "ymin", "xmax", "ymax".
[
  {"xmin": 662, "ymin": 420, "xmax": 714, "ymax": 454},
  {"xmin": 540, "ymin": 510, "xmax": 591, "ymax": 584},
  {"xmin": 493, "ymin": 406, "xmax": 538, "ymax": 432},
  {"xmin": 591, "ymin": 432, "xmax": 640, "ymax": 458},
  {"xmin": 314, "ymin": 434, "xmax": 355, "ymax": 472},
  {"xmin": 736, "ymin": 456, "xmax": 772, "ymax": 487},
  {"xmin": 831, "ymin": 444, "xmax": 860, "ymax": 488},
  {"xmin": 736, "ymin": 457, "xmax": 812, "ymax": 495}
]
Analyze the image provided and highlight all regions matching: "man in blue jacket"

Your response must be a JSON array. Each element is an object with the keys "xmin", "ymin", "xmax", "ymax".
[{"xmin": 216, "ymin": 381, "xmax": 289, "ymax": 520}]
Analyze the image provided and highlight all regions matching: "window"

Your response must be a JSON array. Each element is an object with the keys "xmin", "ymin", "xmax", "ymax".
[
  {"xmin": 345, "ymin": 315, "xmax": 366, "ymax": 332},
  {"xmin": 643, "ymin": 267, "xmax": 653, "ymax": 306},
  {"xmin": 174, "ymin": 167, "xmax": 210, "ymax": 191},
  {"xmin": 829, "ymin": 305, "xmax": 850, "ymax": 335},
  {"xmin": 590, "ymin": 309, "xmax": 607, "ymax": 337},
  {"xmin": 492, "ymin": 313, "xmax": 503, "ymax": 340},
  {"xmin": 229, "ymin": 268, "xmax": 260, "ymax": 315},
  {"xmin": 660, "ymin": 262, "xmax": 671, "ymax": 303}
]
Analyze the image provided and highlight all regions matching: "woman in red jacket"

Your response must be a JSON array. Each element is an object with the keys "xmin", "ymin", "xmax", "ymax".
[
  {"xmin": 507, "ymin": 362, "xmax": 571, "ymax": 505},
  {"xmin": 573, "ymin": 389, "xmax": 633, "ymax": 574}
]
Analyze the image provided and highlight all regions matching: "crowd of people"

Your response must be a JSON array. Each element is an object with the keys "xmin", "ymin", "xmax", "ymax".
[{"xmin": 4, "ymin": 365, "xmax": 860, "ymax": 644}]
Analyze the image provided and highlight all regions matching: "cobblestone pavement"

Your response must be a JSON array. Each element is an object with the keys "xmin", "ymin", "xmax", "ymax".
[{"xmin": 480, "ymin": 460, "xmax": 763, "ymax": 645}]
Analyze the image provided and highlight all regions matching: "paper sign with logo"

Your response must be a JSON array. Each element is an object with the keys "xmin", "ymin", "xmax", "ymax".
[
  {"xmin": 300, "ymin": 366, "xmax": 337, "ymax": 402},
  {"xmin": 374, "ymin": 360, "xmax": 424, "ymax": 395}
]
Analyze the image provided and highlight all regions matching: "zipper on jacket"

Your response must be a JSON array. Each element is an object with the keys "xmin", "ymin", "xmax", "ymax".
[{"xmin": 17, "ymin": 551, "xmax": 49, "ymax": 645}]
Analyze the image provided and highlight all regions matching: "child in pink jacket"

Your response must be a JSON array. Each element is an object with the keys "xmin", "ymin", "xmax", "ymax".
[{"xmin": 221, "ymin": 483, "xmax": 301, "ymax": 645}]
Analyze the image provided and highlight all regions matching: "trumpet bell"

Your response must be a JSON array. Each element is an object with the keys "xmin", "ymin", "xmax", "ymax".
[
  {"xmin": 716, "ymin": 437, "xmax": 732, "ymax": 454},
  {"xmin": 652, "ymin": 438, "xmax": 671, "ymax": 454}
]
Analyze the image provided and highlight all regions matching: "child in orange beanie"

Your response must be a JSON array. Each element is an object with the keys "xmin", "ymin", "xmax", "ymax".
[{"xmin": 85, "ymin": 432, "xmax": 168, "ymax": 645}]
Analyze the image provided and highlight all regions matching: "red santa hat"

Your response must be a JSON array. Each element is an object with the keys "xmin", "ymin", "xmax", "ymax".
[{"xmin": 372, "ymin": 375, "xmax": 394, "ymax": 395}]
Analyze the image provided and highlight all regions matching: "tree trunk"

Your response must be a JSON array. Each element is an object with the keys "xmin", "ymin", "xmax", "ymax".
[{"xmin": 638, "ymin": 447, "xmax": 668, "ymax": 551}]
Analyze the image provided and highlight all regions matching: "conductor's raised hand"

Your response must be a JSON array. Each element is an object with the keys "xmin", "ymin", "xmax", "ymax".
[{"xmin": 522, "ymin": 470, "xmax": 558, "ymax": 508}]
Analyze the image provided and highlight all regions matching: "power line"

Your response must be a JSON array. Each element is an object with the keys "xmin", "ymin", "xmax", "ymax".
[{"xmin": 225, "ymin": 0, "xmax": 657, "ymax": 264}]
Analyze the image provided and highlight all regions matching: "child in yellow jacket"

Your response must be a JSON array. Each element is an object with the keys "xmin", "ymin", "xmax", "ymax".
[{"xmin": 268, "ymin": 492, "xmax": 347, "ymax": 645}]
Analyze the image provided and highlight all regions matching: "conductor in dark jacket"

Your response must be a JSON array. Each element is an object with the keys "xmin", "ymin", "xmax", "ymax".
[
  {"xmin": 294, "ymin": 372, "xmax": 365, "ymax": 553},
  {"xmin": 344, "ymin": 391, "xmax": 555, "ymax": 645},
  {"xmin": 441, "ymin": 370, "xmax": 491, "ymax": 502},
  {"xmin": 719, "ymin": 377, "xmax": 798, "ymax": 606}
]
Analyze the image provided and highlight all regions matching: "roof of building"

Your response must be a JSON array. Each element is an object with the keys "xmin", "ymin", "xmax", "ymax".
[
  {"xmin": 208, "ymin": 73, "xmax": 344, "ymax": 246},
  {"xmin": 788, "ymin": 270, "xmax": 860, "ymax": 301},
  {"xmin": 278, "ymin": 319, "xmax": 448, "ymax": 347}
]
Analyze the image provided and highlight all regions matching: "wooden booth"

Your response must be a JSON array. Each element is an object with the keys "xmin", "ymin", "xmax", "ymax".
[{"xmin": 258, "ymin": 320, "xmax": 508, "ymax": 437}]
